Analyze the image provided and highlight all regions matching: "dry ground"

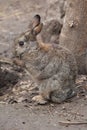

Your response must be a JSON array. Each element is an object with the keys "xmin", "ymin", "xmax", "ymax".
[{"xmin": 0, "ymin": 0, "xmax": 87, "ymax": 130}]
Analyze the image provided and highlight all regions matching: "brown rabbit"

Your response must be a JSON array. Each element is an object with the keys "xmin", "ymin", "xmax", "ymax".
[{"xmin": 14, "ymin": 15, "xmax": 77, "ymax": 104}]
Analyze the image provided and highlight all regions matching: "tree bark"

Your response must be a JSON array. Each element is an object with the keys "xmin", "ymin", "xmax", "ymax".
[{"xmin": 59, "ymin": 0, "xmax": 87, "ymax": 74}]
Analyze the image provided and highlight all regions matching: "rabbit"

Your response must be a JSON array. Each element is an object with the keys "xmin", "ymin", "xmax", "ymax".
[{"xmin": 13, "ymin": 15, "xmax": 77, "ymax": 104}]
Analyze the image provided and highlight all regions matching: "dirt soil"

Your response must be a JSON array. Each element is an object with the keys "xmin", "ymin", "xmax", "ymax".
[{"xmin": 0, "ymin": 0, "xmax": 87, "ymax": 130}]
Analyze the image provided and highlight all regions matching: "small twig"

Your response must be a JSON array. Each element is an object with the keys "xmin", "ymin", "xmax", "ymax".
[
  {"xmin": 0, "ymin": 58, "xmax": 13, "ymax": 65},
  {"xmin": 0, "ymin": 11, "xmax": 23, "ymax": 20},
  {"xmin": 59, "ymin": 121, "xmax": 87, "ymax": 126},
  {"xmin": 28, "ymin": 86, "xmax": 37, "ymax": 91}
]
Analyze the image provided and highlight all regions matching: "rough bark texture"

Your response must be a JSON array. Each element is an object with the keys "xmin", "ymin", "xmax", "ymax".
[{"xmin": 59, "ymin": 0, "xmax": 87, "ymax": 74}]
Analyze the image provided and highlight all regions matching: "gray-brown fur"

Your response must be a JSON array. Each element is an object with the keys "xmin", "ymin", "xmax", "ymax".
[
  {"xmin": 13, "ymin": 17, "xmax": 77, "ymax": 104},
  {"xmin": 14, "ymin": 34, "xmax": 77, "ymax": 103},
  {"xmin": 14, "ymin": 20, "xmax": 62, "ymax": 57},
  {"xmin": 41, "ymin": 20, "xmax": 62, "ymax": 44}
]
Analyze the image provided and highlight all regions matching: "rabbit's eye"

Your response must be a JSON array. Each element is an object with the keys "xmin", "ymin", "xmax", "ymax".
[{"xmin": 19, "ymin": 41, "xmax": 24, "ymax": 46}]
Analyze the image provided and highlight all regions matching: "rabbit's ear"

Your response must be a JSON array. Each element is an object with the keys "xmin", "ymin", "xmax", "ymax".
[{"xmin": 33, "ymin": 23, "xmax": 43, "ymax": 35}]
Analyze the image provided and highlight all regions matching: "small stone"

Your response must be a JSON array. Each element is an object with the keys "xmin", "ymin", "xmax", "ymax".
[
  {"xmin": 62, "ymin": 106, "xmax": 66, "ymax": 110},
  {"xmin": 17, "ymin": 97, "xmax": 25, "ymax": 103},
  {"xmin": 50, "ymin": 104, "xmax": 54, "ymax": 107},
  {"xmin": 85, "ymin": 95, "xmax": 87, "ymax": 99},
  {"xmin": 22, "ymin": 122, "xmax": 26, "ymax": 124}
]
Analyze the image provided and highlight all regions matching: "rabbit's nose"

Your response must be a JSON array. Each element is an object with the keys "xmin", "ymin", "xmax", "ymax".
[{"xmin": 19, "ymin": 41, "xmax": 24, "ymax": 46}]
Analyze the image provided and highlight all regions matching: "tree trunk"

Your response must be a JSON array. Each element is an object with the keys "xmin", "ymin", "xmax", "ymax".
[{"xmin": 59, "ymin": 0, "xmax": 87, "ymax": 74}]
